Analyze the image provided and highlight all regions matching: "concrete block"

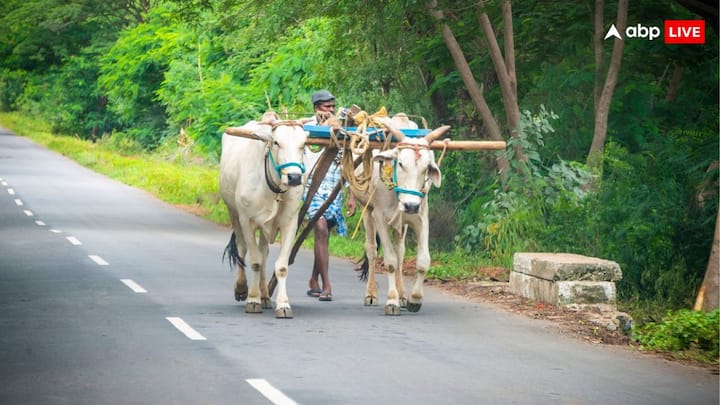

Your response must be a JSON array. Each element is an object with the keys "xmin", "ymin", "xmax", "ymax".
[
  {"xmin": 557, "ymin": 281, "xmax": 616, "ymax": 305},
  {"xmin": 510, "ymin": 252, "xmax": 622, "ymax": 311},
  {"xmin": 513, "ymin": 252, "xmax": 622, "ymax": 281}
]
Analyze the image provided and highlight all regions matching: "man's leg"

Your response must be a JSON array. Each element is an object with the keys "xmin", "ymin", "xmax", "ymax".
[{"xmin": 313, "ymin": 218, "xmax": 332, "ymax": 296}]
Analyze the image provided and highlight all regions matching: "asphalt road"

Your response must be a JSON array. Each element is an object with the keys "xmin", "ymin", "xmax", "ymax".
[{"xmin": 0, "ymin": 128, "xmax": 717, "ymax": 405}]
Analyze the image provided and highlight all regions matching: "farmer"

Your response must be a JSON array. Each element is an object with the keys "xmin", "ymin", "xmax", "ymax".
[{"xmin": 304, "ymin": 90, "xmax": 356, "ymax": 301}]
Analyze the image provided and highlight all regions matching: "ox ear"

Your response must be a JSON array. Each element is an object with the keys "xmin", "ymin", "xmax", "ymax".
[
  {"xmin": 372, "ymin": 149, "xmax": 397, "ymax": 163},
  {"xmin": 428, "ymin": 161, "xmax": 441, "ymax": 188},
  {"xmin": 251, "ymin": 124, "xmax": 274, "ymax": 142}
]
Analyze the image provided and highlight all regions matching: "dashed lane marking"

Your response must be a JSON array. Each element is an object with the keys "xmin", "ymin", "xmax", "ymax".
[
  {"xmin": 120, "ymin": 279, "xmax": 147, "ymax": 293},
  {"xmin": 8, "ymin": 188, "xmax": 15, "ymax": 195},
  {"xmin": 34, "ymin": 220, "xmax": 46, "ymax": 226},
  {"xmin": 14, "ymin": 198, "xmax": 23, "ymax": 206},
  {"xmin": 88, "ymin": 255, "xmax": 109, "ymax": 266},
  {"xmin": 22, "ymin": 210, "xmax": 33, "ymax": 217},
  {"xmin": 246, "ymin": 379, "xmax": 299, "ymax": 405},
  {"xmin": 66, "ymin": 236, "xmax": 82, "ymax": 246},
  {"xmin": 166, "ymin": 317, "xmax": 206, "ymax": 341}
]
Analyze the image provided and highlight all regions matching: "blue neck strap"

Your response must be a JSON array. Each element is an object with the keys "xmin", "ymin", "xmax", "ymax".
[
  {"xmin": 392, "ymin": 160, "xmax": 426, "ymax": 198},
  {"xmin": 268, "ymin": 149, "xmax": 306, "ymax": 177}
]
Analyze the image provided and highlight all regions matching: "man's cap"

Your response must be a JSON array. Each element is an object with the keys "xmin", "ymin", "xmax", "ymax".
[{"xmin": 312, "ymin": 90, "xmax": 335, "ymax": 105}]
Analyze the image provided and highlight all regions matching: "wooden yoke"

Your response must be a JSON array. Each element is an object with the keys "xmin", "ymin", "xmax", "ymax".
[{"xmin": 305, "ymin": 137, "xmax": 506, "ymax": 151}]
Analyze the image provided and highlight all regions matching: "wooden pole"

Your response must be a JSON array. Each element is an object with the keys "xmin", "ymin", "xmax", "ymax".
[
  {"xmin": 304, "ymin": 137, "xmax": 506, "ymax": 151},
  {"xmin": 224, "ymin": 128, "xmax": 507, "ymax": 151}
]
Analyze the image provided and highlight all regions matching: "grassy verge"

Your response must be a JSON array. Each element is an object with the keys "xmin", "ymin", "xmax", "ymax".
[{"xmin": 1, "ymin": 112, "xmax": 228, "ymax": 224}]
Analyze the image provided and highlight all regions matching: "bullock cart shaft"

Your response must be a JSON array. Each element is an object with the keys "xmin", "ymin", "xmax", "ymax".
[
  {"xmin": 224, "ymin": 127, "xmax": 507, "ymax": 151},
  {"xmin": 304, "ymin": 137, "xmax": 506, "ymax": 151}
]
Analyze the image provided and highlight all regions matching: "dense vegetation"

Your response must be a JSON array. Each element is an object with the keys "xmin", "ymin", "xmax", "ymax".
[{"xmin": 1, "ymin": 1, "xmax": 717, "ymax": 328}]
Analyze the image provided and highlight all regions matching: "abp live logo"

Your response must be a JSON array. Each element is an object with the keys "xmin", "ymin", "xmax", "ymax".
[
  {"xmin": 605, "ymin": 20, "xmax": 705, "ymax": 44},
  {"xmin": 664, "ymin": 20, "xmax": 705, "ymax": 44}
]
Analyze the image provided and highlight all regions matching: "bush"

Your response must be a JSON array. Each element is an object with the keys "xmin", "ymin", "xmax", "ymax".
[{"xmin": 634, "ymin": 309, "xmax": 719, "ymax": 363}]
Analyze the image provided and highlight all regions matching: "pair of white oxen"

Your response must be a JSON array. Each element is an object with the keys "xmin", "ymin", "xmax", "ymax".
[{"xmin": 220, "ymin": 113, "xmax": 450, "ymax": 318}]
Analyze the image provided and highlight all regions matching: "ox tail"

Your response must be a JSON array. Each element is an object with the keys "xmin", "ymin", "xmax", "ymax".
[
  {"xmin": 222, "ymin": 232, "xmax": 245, "ymax": 270},
  {"xmin": 357, "ymin": 233, "xmax": 381, "ymax": 281},
  {"xmin": 357, "ymin": 253, "xmax": 369, "ymax": 282}
]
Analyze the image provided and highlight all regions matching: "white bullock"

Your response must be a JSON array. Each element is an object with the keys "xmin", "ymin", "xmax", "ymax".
[
  {"xmin": 353, "ymin": 114, "xmax": 450, "ymax": 315},
  {"xmin": 220, "ymin": 112, "xmax": 308, "ymax": 318}
]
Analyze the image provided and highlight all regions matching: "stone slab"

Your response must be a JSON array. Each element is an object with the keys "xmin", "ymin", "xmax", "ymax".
[
  {"xmin": 513, "ymin": 252, "xmax": 622, "ymax": 282},
  {"xmin": 509, "ymin": 272, "xmax": 616, "ymax": 307},
  {"xmin": 557, "ymin": 280, "xmax": 616, "ymax": 305}
]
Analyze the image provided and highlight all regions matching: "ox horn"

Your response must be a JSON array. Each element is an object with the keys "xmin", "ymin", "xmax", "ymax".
[
  {"xmin": 225, "ymin": 126, "xmax": 261, "ymax": 139},
  {"xmin": 424, "ymin": 125, "xmax": 451, "ymax": 143},
  {"xmin": 379, "ymin": 117, "xmax": 405, "ymax": 142},
  {"xmin": 260, "ymin": 111, "xmax": 280, "ymax": 125}
]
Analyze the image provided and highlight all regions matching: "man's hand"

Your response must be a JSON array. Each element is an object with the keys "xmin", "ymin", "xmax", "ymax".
[
  {"xmin": 346, "ymin": 194, "xmax": 356, "ymax": 217},
  {"xmin": 315, "ymin": 111, "xmax": 334, "ymax": 125}
]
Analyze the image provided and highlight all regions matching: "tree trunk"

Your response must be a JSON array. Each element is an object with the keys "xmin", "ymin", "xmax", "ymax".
[
  {"xmin": 695, "ymin": 204, "xmax": 720, "ymax": 311},
  {"xmin": 426, "ymin": 0, "xmax": 511, "ymax": 177},
  {"xmin": 587, "ymin": 0, "xmax": 628, "ymax": 171},
  {"xmin": 502, "ymin": 0, "xmax": 517, "ymax": 98},
  {"xmin": 665, "ymin": 64, "xmax": 683, "ymax": 102},
  {"xmin": 593, "ymin": 0, "xmax": 604, "ymax": 114},
  {"xmin": 476, "ymin": 6, "xmax": 525, "ymax": 162}
]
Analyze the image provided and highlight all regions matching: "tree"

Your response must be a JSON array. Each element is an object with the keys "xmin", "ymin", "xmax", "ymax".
[
  {"xmin": 695, "ymin": 206, "xmax": 720, "ymax": 311},
  {"xmin": 426, "ymin": 0, "xmax": 525, "ymax": 179},
  {"xmin": 587, "ymin": 0, "xmax": 628, "ymax": 171}
]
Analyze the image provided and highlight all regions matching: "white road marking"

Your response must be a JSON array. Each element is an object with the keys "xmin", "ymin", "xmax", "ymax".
[
  {"xmin": 120, "ymin": 279, "xmax": 147, "ymax": 293},
  {"xmin": 49, "ymin": 229, "xmax": 62, "ymax": 233},
  {"xmin": 23, "ymin": 210, "xmax": 33, "ymax": 217},
  {"xmin": 88, "ymin": 255, "xmax": 109, "ymax": 266},
  {"xmin": 166, "ymin": 317, "xmax": 206, "ymax": 341},
  {"xmin": 14, "ymin": 198, "xmax": 23, "ymax": 206},
  {"xmin": 8, "ymin": 188, "xmax": 15, "ymax": 195},
  {"xmin": 35, "ymin": 220, "xmax": 46, "ymax": 226},
  {"xmin": 66, "ymin": 236, "xmax": 82, "ymax": 245},
  {"xmin": 246, "ymin": 379, "xmax": 299, "ymax": 405},
  {"xmin": 1, "ymin": 181, "xmax": 7, "ymax": 186}
]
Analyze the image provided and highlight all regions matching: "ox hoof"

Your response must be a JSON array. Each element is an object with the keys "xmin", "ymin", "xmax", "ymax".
[
  {"xmin": 275, "ymin": 307, "xmax": 294, "ymax": 319},
  {"xmin": 406, "ymin": 301, "xmax": 422, "ymax": 312},
  {"xmin": 399, "ymin": 297, "xmax": 408, "ymax": 308},
  {"xmin": 245, "ymin": 302, "xmax": 263, "ymax": 313},
  {"xmin": 234, "ymin": 286, "xmax": 248, "ymax": 302},
  {"xmin": 364, "ymin": 296, "xmax": 378, "ymax": 306},
  {"xmin": 261, "ymin": 298, "xmax": 272, "ymax": 309},
  {"xmin": 384, "ymin": 304, "xmax": 401, "ymax": 316}
]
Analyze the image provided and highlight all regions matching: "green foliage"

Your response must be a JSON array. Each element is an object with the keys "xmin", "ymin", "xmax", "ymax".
[
  {"xmin": 0, "ymin": 69, "xmax": 27, "ymax": 112},
  {"xmin": 634, "ymin": 309, "xmax": 720, "ymax": 363},
  {"xmin": 97, "ymin": 9, "xmax": 170, "ymax": 149},
  {"xmin": 598, "ymin": 140, "xmax": 714, "ymax": 307},
  {"xmin": 455, "ymin": 107, "xmax": 578, "ymax": 267}
]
